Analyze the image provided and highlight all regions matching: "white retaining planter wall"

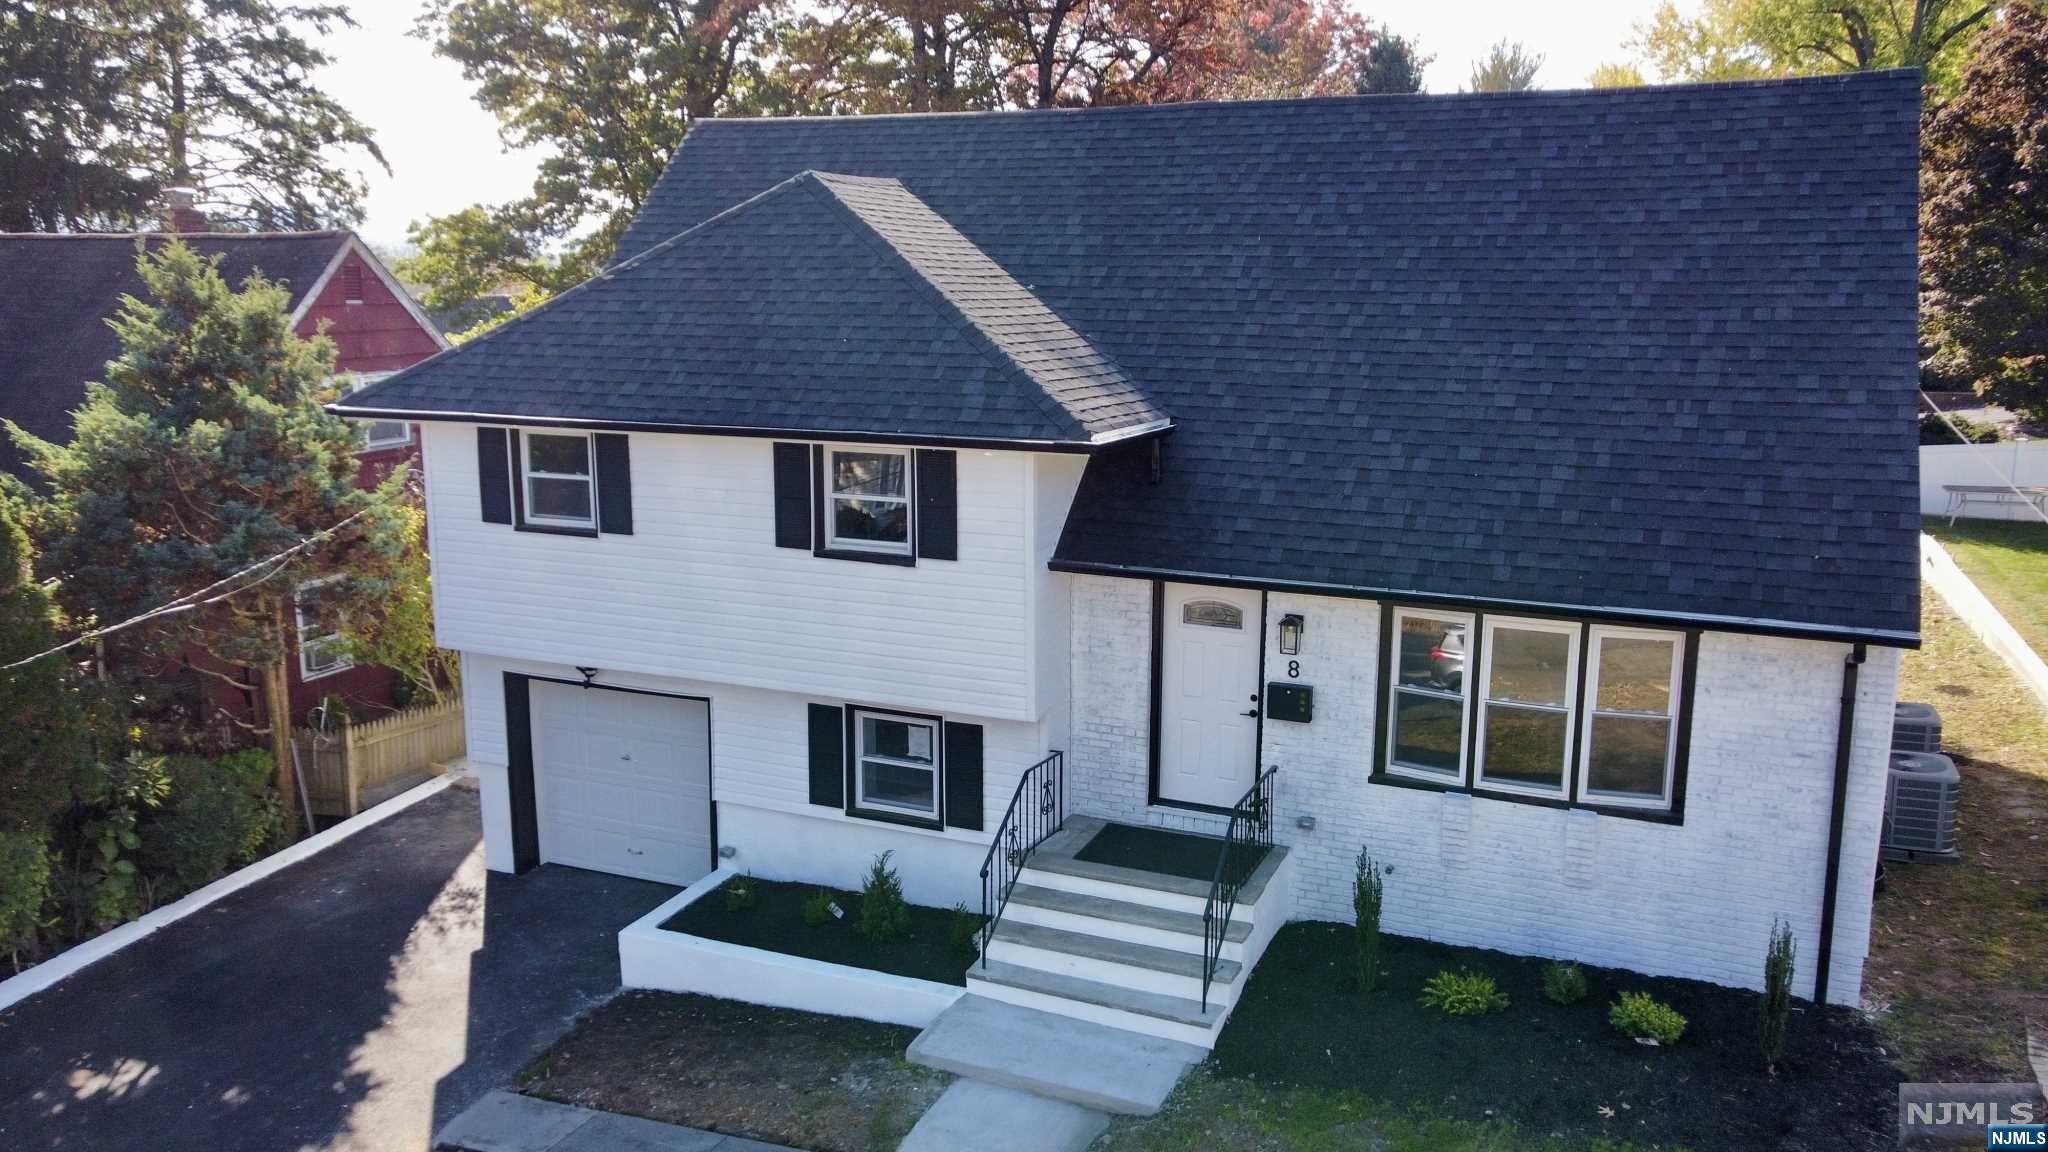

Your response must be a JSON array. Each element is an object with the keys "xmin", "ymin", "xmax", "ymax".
[
  {"xmin": 619, "ymin": 866, "xmax": 965, "ymax": 1029},
  {"xmin": 1922, "ymin": 533, "xmax": 2048, "ymax": 716},
  {"xmin": 1920, "ymin": 442, "xmax": 2048, "ymax": 520}
]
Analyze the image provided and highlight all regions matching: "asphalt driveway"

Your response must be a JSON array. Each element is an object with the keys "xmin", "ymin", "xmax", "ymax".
[{"xmin": 0, "ymin": 781, "xmax": 679, "ymax": 1152}]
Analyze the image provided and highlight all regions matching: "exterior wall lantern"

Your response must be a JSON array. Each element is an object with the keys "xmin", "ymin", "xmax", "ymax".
[{"xmin": 1278, "ymin": 613, "xmax": 1305, "ymax": 655}]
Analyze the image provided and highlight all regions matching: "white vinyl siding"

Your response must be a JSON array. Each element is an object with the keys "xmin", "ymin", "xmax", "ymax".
[{"xmin": 424, "ymin": 423, "xmax": 1043, "ymax": 720}]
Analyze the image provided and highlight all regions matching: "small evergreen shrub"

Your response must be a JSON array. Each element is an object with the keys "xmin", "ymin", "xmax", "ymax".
[
  {"xmin": 947, "ymin": 903, "xmax": 983, "ymax": 959},
  {"xmin": 136, "ymin": 749, "xmax": 280, "ymax": 900},
  {"xmin": 723, "ymin": 875, "xmax": 757, "ymax": 912},
  {"xmin": 1760, "ymin": 918, "xmax": 1797, "ymax": 1070},
  {"xmin": 1420, "ymin": 969, "xmax": 1508, "ymax": 1016},
  {"xmin": 859, "ymin": 851, "xmax": 911, "ymax": 940},
  {"xmin": 1543, "ymin": 961, "xmax": 1588, "ymax": 1005},
  {"xmin": 801, "ymin": 888, "xmax": 835, "ymax": 927},
  {"xmin": 1610, "ymin": 992, "xmax": 1687, "ymax": 1045},
  {"xmin": 1353, "ymin": 846, "xmax": 1384, "ymax": 994},
  {"xmin": 1919, "ymin": 411, "xmax": 2004, "ymax": 444}
]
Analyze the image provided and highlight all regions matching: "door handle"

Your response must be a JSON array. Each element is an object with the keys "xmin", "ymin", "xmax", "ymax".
[{"xmin": 1241, "ymin": 708, "xmax": 1260, "ymax": 717}]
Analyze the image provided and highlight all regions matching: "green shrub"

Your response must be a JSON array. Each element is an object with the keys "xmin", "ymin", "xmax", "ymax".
[
  {"xmin": 723, "ymin": 875, "xmax": 757, "ymax": 912},
  {"xmin": 0, "ymin": 828, "xmax": 51, "ymax": 964},
  {"xmin": 859, "ymin": 851, "xmax": 911, "ymax": 940},
  {"xmin": 1760, "ymin": 918, "xmax": 1796, "ymax": 1070},
  {"xmin": 1543, "ymin": 961, "xmax": 1588, "ymax": 1005},
  {"xmin": 1610, "ymin": 991, "xmax": 1687, "ymax": 1045},
  {"xmin": 1420, "ymin": 969, "xmax": 1508, "ymax": 1016},
  {"xmin": 801, "ymin": 888, "xmax": 836, "ymax": 927},
  {"xmin": 948, "ymin": 903, "xmax": 983, "ymax": 959},
  {"xmin": 1353, "ymin": 846, "xmax": 1384, "ymax": 994},
  {"xmin": 136, "ymin": 749, "xmax": 282, "ymax": 899},
  {"xmin": 1919, "ymin": 411, "xmax": 2004, "ymax": 444}
]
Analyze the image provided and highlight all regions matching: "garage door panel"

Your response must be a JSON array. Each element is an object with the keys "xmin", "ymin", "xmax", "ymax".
[{"xmin": 531, "ymin": 682, "xmax": 711, "ymax": 887}]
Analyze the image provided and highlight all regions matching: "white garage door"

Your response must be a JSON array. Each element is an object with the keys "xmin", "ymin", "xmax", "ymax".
[{"xmin": 532, "ymin": 682, "xmax": 711, "ymax": 886}]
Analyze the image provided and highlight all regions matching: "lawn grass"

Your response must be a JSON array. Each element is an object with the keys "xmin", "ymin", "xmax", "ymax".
[
  {"xmin": 1922, "ymin": 516, "xmax": 2048, "ymax": 658},
  {"xmin": 517, "ymin": 990, "xmax": 948, "ymax": 1152},
  {"xmin": 661, "ymin": 874, "xmax": 980, "ymax": 986},
  {"xmin": 1868, "ymin": 594, "xmax": 2048, "ymax": 1081}
]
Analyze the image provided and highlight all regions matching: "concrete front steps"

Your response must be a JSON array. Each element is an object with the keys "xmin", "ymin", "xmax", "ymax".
[{"xmin": 964, "ymin": 816, "xmax": 1291, "ymax": 1049}]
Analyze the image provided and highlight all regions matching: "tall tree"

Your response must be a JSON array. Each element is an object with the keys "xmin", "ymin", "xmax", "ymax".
[
  {"xmin": 8, "ymin": 242, "xmax": 408, "ymax": 838},
  {"xmin": 1922, "ymin": 2, "xmax": 2048, "ymax": 421},
  {"xmin": 1468, "ymin": 38, "xmax": 1543, "ymax": 91},
  {"xmin": 1631, "ymin": 0, "xmax": 1998, "ymax": 93},
  {"xmin": 0, "ymin": 1, "xmax": 154, "ymax": 231},
  {"xmin": 1353, "ymin": 23, "xmax": 1429, "ymax": 94},
  {"xmin": 0, "ymin": 491, "xmax": 99, "ymax": 966},
  {"xmin": 2, "ymin": 0, "xmax": 386, "ymax": 231}
]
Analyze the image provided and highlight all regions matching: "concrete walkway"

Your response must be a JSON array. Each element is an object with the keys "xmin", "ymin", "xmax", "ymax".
[
  {"xmin": 437, "ymin": 1091, "xmax": 799, "ymax": 1152},
  {"xmin": 0, "ymin": 784, "xmax": 679, "ymax": 1152}
]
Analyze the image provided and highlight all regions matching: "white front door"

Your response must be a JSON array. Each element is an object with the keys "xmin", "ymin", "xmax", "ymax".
[
  {"xmin": 532, "ymin": 682, "xmax": 712, "ymax": 886},
  {"xmin": 1157, "ymin": 583, "xmax": 1262, "ymax": 809}
]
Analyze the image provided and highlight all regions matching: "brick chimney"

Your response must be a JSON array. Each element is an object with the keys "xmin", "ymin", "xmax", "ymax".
[{"xmin": 160, "ymin": 187, "xmax": 209, "ymax": 233}]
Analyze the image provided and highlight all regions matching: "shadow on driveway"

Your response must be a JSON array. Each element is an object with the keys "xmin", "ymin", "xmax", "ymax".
[{"xmin": 0, "ymin": 782, "xmax": 678, "ymax": 1152}]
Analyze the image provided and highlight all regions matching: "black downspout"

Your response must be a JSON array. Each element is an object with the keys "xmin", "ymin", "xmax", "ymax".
[{"xmin": 1813, "ymin": 641, "xmax": 1868, "ymax": 1005}]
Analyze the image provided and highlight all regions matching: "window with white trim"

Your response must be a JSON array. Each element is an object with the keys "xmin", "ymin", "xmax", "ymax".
[
  {"xmin": 1378, "ymin": 606, "xmax": 1692, "ymax": 816},
  {"xmin": 1473, "ymin": 617, "xmax": 1579, "ymax": 796},
  {"xmin": 346, "ymin": 372, "xmax": 410, "ymax": 450},
  {"xmin": 523, "ymin": 431, "xmax": 596, "ymax": 529},
  {"xmin": 1385, "ymin": 608, "xmax": 1472, "ymax": 782},
  {"xmin": 824, "ymin": 448, "xmax": 911, "ymax": 554},
  {"xmin": 1578, "ymin": 626, "xmax": 1685, "ymax": 809},
  {"xmin": 852, "ymin": 708, "xmax": 940, "ymax": 820},
  {"xmin": 294, "ymin": 577, "xmax": 353, "ymax": 680}
]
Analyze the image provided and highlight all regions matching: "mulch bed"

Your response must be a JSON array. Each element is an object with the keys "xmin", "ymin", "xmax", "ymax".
[
  {"xmin": 518, "ymin": 990, "xmax": 949, "ymax": 1152},
  {"xmin": 1074, "ymin": 822, "xmax": 1266, "ymax": 882},
  {"xmin": 661, "ymin": 874, "xmax": 980, "ymax": 985},
  {"xmin": 1211, "ymin": 923, "xmax": 1903, "ymax": 1151}
]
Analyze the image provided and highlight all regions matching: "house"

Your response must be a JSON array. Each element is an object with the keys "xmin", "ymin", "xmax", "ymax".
[
  {"xmin": 334, "ymin": 72, "xmax": 1921, "ymax": 1043},
  {"xmin": 0, "ymin": 204, "xmax": 448, "ymax": 725}
]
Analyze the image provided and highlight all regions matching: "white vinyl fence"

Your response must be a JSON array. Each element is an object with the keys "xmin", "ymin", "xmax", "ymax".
[{"xmin": 1919, "ymin": 441, "xmax": 2048, "ymax": 521}]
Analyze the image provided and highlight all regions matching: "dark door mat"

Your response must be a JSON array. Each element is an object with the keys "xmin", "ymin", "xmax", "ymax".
[{"xmin": 1073, "ymin": 822, "xmax": 1268, "ymax": 883}]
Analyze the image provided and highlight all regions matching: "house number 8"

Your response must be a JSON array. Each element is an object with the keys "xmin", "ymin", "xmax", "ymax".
[{"xmin": 1287, "ymin": 660, "xmax": 1300, "ymax": 679}]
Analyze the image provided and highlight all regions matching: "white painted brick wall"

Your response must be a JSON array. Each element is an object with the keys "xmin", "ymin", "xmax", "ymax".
[{"xmin": 1067, "ymin": 576, "xmax": 1898, "ymax": 1005}]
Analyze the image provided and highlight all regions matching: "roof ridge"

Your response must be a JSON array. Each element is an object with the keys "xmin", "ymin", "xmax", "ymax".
[{"xmin": 795, "ymin": 173, "xmax": 1093, "ymax": 442}]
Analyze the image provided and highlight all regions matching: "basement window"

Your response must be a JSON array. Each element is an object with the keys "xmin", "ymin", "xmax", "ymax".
[{"xmin": 852, "ymin": 708, "xmax": 940, "ymax": 823}]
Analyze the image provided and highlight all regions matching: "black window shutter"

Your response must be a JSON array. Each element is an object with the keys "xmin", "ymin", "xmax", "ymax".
[
  {"xmin": 807, "ymin": 703, "xmax": 845, "ymax": 808},
  {"xmin": 595, "ymin": 433, "xmax": 633, "ymax": 535},
  {"xmin": 773, "ymin": 443, "xmax": 812, "ymax": 549},
  {"xmin": 916, "ymin": 449, "xmax": 957, "ymax": 561},
  {"xmin": 942, "ymin": 721, "xmax": 983, "ymax": 831},
  {"xmin": 477, "ymin": 427, "xmax": 512, "ymax": 524}
]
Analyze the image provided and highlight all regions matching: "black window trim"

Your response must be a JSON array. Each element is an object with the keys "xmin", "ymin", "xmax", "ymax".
[
  {"xmin": 843, "ymin": 703, "xmax": 946, "ymax": 830},
  {"xmin": 1370, "ymin": 601, "xmax": 1697, "ymax": 826}
]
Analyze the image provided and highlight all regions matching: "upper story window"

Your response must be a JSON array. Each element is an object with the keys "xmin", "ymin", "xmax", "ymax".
[
  {"xmin": 1378, "ymin": 605, "xmax": 1693, "ymax": 818},
  {"xmin": 294, "ymin": 577, "xmax": 353, "ymax": 680},
  {"xmin": 348, "ymin": 373, "xmax": 409, "ymax": 450},
  {"xmin": 524, "ymin": 432, "xmax": 596, "ymax": 530},
  {"xmin": 825, "ymin": 448, "xmax": 911, "ymax": 555}
]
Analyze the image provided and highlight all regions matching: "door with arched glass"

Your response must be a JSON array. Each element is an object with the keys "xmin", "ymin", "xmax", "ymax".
[{"xmin": 1157, "ymin": 583, "xmax": 1262, "ymax": 808}]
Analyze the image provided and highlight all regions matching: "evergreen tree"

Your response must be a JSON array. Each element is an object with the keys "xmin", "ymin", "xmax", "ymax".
[
  {"xmin": 1354, "ymin": 25, "xmax": 1428, "ymax": 94},
  {"xmin": 0, "ymin": 1, "xmax": 155, "ymax": 230},
  {"xmin": 8, "ymin": 241, "xmax": 408, "ymax": 839},
  {"xmin": 0, "ymin": 492, "xmax": 96, "ymax": 965}
]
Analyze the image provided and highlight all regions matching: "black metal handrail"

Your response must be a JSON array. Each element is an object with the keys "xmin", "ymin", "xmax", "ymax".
[
  {"xmin": 1200, "ymin": 765, "xmax": 1277, "ymax": 1010},
  {"xmin": 978, "ymin": 750, "xmax": 1066, "ymax": 966}
]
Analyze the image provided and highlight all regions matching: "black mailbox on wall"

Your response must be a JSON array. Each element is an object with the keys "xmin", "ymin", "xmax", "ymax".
[{"xmin": 1266, "ymin": 682, "xmax": 1313, "ymax": 723}]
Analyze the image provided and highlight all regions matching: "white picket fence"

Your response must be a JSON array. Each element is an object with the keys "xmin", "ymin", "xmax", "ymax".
[{"xmin": 1919, "ymin": 441, "xmax": 2048, "ymax": 521}]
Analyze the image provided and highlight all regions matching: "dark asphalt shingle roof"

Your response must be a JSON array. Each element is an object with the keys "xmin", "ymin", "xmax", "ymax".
[
  {"xmin": 344, "ymin": 171, "xmax": 1164, "ymax": 445},
  {"xmin": 0, "ymin": 232, "xmax": 346, "ymax": 481},
  {"xmin": 607, "ymin": 72, "xmax": 1923, "ymax": 641}
]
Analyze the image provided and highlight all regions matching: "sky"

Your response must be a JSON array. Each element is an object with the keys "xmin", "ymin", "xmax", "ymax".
[{"xmin": 318, "ymin": 0, "xmax": 1686, "ymax": 252}]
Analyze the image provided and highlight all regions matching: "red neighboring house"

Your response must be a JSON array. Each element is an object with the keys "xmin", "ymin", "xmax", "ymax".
[{"xmin": 0, "ymin": 204, "xmax": 447, "ymax": 731}]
